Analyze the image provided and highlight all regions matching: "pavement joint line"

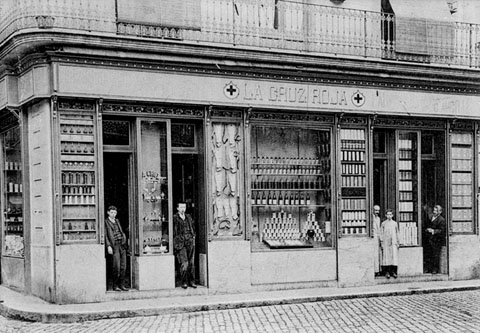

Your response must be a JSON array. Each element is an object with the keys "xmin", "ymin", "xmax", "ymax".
[{"xmin": 1, "ymin": 283, "xmax": 480, "ymax": 323}]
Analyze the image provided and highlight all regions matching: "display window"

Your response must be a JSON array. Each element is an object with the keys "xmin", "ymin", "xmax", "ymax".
[
  {"xmin": 340, "ymin": 128, "xmax": 368, "ymax": 236},
  {"xmin": 250, "ymin": 125, "xmax": 333, "ymax": 249},
  {"xmin": 1, "ymin": 126, "xmax": 24, "ymax": 257},
  {"xmin": 396, "ymin": 131, "xmax": 420, "ymax": 245},
  {"xmin": 450, "ymin": 132, "xmax": 474, "ymax": 233},
  {"xmin": 58, "ymin": 111, "xmax": 99, "ymax": 243},
  {"xmin": 137, "ymin": 120, "xmax": 171, "ymax": 255}
]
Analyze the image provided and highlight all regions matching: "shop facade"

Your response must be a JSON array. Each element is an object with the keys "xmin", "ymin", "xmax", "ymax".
[
  {"xmin": 1, "ymin": 1, "xmax": 480, "ymax": 304},
  {"xmin": 1, "ymin": 57, "xmax": 480, "ymax": 303}
]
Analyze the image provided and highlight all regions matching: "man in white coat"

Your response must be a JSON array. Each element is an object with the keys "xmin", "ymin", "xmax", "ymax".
[{"xmin": 380, "ymin": 209, "xmax": 400, "ymax": 279}]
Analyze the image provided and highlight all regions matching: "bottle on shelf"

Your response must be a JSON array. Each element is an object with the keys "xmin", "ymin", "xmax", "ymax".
[{"xmin": 261, "ymin": 191, "xmax": 267, "ymax": 205}]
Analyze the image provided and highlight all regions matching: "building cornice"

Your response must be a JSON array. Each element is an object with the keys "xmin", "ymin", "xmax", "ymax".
[{"xmin": 3, "ymin": 31, "xmax": 480, "ymax": 95}]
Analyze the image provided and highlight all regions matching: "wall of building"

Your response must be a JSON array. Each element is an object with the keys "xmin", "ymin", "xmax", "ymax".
[{"xmin": 28, "ymin": 100, "xmax": 56, "ymax": 302}]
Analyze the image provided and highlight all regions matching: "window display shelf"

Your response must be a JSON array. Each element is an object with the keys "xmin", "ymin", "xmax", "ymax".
[
  {"xmin": 340, "ymin": 128, "xmax": 367, "ymax": 236},
  {"xmin": 2, "ymin": 126, "xmax": 24, "ymax": 257},
  {"xmin": 450, "ymin": 132, "xmax": 474, "ymax": 233},
  {"xmin": 250, "ymin": 126, "xmax": 332, "ymax": 249},
  {"xmin": 58, "ymin": 112, "xmax": 98, "ymax": 243}
]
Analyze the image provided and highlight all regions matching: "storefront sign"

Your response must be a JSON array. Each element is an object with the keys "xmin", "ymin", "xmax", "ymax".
[{"xmin": 56, "ymin": 64, "xmax": 480, "ymax": 118}]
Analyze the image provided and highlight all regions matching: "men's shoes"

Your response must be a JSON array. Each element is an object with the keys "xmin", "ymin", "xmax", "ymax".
[
  {"xmin": 113, "ymin": 287, "xmax": 122, "ymax": 292},
  {"xmin": 189, "ymin": 282, "xmax": 197, "ymax": 289},
  {"xmin": 385, "ymin": 273, "xmax": 390, "ymax": 279},
  {"xmin": 392, "ymin": 273, "xmax": 397, "ymax": 279},
  {"xmin": 181, "ymin": 283, "xmax": 188, "ymax": 289},
  {"xmin": 119, "ymin": 286, "xmax": 129, "ymax": 291}
]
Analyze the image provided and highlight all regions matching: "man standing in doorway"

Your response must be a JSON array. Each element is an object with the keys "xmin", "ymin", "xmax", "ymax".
[
  {"xmin": 372, "ymin": 205, "xmax": 382, "ymax": 276},
  {"xmin": 174, "ymin": 202, "xmax": 197, "ymax": 289},
  {"xmin": 105, "ymin": 205, "xmax": 128, "ymax": 291},
  {"xmin": 424, "ymin": 205, "xmax": 446, "ymax": 274},
  {"xmin": 380, "ymin": 209, "xmax": 400, "ymax": 279}
]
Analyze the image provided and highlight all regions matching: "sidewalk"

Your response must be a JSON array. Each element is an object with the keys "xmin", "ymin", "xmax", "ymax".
[{"xmin": 1, "ymin": 279, "xmax": 480, "ymax": 323}]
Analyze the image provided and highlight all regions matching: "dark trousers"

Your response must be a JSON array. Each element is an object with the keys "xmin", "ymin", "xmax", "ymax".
[
  {"xmin": 112, "ymin": 243, "xmax": 127, "ymax": 288},
  {"xmin": 382, "ymin": 265, "xmax": 397, "ymax": 275},
  {"xmin": 176, "ymin": 243, "xmax": 195, "ymax": 285},
  {"xmin": 425, "ymin": 245, "xmax": 441, "ymax": 273}
]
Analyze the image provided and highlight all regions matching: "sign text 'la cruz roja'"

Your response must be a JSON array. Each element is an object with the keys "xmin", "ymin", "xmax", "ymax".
[{"xmin": 243, "ymin": 83, "xmax": 348, "ymax": 106}]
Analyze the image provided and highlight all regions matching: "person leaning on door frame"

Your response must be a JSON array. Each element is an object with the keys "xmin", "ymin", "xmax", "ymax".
[
  {"xmin": 423, "ymin": 205, "xmax": 446, "ymax": 274},
  {"xmin": 105, "ymin": 205, "xmax": 128, "ymax": 292},
  {"xmin": 173, "ymin": 202, "xmax": 197, "ymax": 289}
]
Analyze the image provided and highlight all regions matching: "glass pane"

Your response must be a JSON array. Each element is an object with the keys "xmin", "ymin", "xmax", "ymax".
[
  {"xmin": 2, "ymin": 126, "xmax": 24, "ymax": 257},
  {"xmin": 171, "ymin": 123, "xmax": 195, "ymax": 148},
  {"xmin": 397, "ymin": 132, "xmax": 419, "ymax": 245},
  {"xmin": 102, "ymin": 120, "xmax": 130, "ymax": 145},
  {"xmin": 250, "ymin": 126, "xmax": 332, "ymax": 249},
  {"xmin": 340, "ymin": 129, "xmax": 367, "ymax": 236},
  {"xmin": 140, "ymin": 121, "xmax": 169, "ymax": 254},
  {"xmin": 211, "ymin": 123, "xmax": 243, "ymax": 237},
  {"xmin": 59, "ymin": 112, "xmax": 97, "ymax": 242},
  {"xmin": 451, "ymin": 132, "xmax": 474, "ymax": 233}
]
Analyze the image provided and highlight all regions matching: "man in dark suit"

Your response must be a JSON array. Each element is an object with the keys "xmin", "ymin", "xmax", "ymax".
[
  {"xmin": 173, "ymin": 202, "xmax": 196, "ymax": 289},
  {"xmin": 105, "ymin": 205, "xmax": 128, "ymax": 291},
  {"xmin": 423, "ymin": 205, "xmax": 446, "ymax": 274}
]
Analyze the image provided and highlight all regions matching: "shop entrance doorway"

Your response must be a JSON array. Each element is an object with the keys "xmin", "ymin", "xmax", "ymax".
[
  {"xmin": 171, "ymin": 153, "xmax": 205, "ymax": 287},
  {"xmin": 103, "ymin": 152, "xmax": 133, "ymax": 290},
  {"xmin": 373, "ymin": 129, "xmax": 447, "ymax": 277}
]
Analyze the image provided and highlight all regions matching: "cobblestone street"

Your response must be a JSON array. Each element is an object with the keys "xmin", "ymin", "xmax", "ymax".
[{"xmin": 1, "ymin": 290, "xmax": 480, "ymax": 333}]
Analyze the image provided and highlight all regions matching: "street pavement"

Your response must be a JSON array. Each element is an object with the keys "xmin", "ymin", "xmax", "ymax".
[{"xmin": 1, "ymin": 289, "xmax": 480, "ymax": 333}]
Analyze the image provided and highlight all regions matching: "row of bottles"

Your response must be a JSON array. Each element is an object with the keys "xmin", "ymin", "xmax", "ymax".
[
  {"xmin": 63, "ymin": 195, "xmax": 95, "ymax": 205},
  {"xmin": 342, "ymin": 226, "xmax": 367, "ymax": 235},
  {"xmin": 5, "ymin": 207, "xmax": 22, "ymax": 215},
  {"xmin": 64, "ymin": 220, "xmax": 96, "ymax": 231},
  {"xmin": 61, "ymin": 123, "xmax": 94, "ymax": 135},
  {"xmin": 62, "ymin": 172, "xmax": 95, "ymax": 185},
  {"xmin": 252, "ymin": 176, "xmax": 331, "ymax": 190},
  {"xmin": 62, "ymin": 185, "xmax": 94, "ymax": 195},
  {"xmin": 252, "ymin": 156, "xmax": 323, "ymax": 165},
  {"xmin": 7, "ymin": 182, "xmax": 23, "ymax": 193},
  {"xmin": 61, "ymin": 161, "xmax": 95, "ymax": 170},
  {"xmin": 341, "ymin": 163, "xmax": 366, "ymax": 175},
  {"xmin": 6, "ymin": 224, "xmax": 23, "ymax": 232},
  {"xmin": 4, "ymin": 161, "xmax": 21, "ymax": 170},
  {"xmin": 252, "ymin": 191, "xmax": 312, "ymax": 206},
  {"xmin": 60, "ymin": 142, "xmax": 95, "ymax": 155},
  {"xmin": 63, "ymin": 233, "xmax": 97, "ymax": 241},
  {"xmin": 341, "ymin": 175, "xmax": 366, "ymax": 188},
  {"xmin": 252, "ymin": 163, "xmax": 327, "ymax": 175},
  {"xmin": 341, "ymin": 150, "xmax": 365, "ymax": 162}
]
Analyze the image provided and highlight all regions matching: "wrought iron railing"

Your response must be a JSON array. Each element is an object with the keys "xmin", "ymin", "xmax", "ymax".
[{"xmin": 0, "ymin": 0, "xmax": 479, "ymax": 69}]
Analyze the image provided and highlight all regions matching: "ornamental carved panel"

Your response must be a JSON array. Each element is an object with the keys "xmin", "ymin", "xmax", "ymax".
[
  {"xmin": 210, "ymin": 123, "xmax": 243, "ymax": 238},
  {"xmin": 103, "ymin": 103, "xmax": 204, "ymax": 117}
]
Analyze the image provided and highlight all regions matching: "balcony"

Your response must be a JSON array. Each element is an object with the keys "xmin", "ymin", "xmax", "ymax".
[{"xmin": 0, "ymin": 0, "xmax": 479, "ymax": 69}]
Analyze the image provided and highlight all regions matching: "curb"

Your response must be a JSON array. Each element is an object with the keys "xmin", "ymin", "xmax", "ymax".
[{"xmin": 2, "ymin": 284, "xmax": 480, "ymax": 323}]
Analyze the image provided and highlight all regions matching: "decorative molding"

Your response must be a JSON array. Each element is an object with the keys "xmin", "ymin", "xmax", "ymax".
[
  {"xmin": 58, "ymin": 100, "xmax": 95, "ymax": 112},
  {"xmin": 373, "ymin": 117, "xmax": 446, "ymax": 129},
  {"xmin": 117, "ymin": 22, "xmax": 183, "ymax": 40},
  {"xmin": 35, "ymin": 16, "xmax": 55, "ymax": 29},
  {"xmin": 102, "ymin": 103, "xmax": 204, "ymax": 117},
  {"xmin": 45, "ymin": 55, "xmax": 480, "ymax": 95},
  {"xmin": 450, "ymin": 120, "xmax": 474, "ymax": 131},
  {"xmin": 211, "ymin": 109, "xmax": 243, "ymax": 119},
  {"xmin": 339, "ymin": 115, "xmax": 367, "ymax": 126},
  {"xmin": 250, "ymin": 111, "xmax": 335, "ymax": 123}
]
